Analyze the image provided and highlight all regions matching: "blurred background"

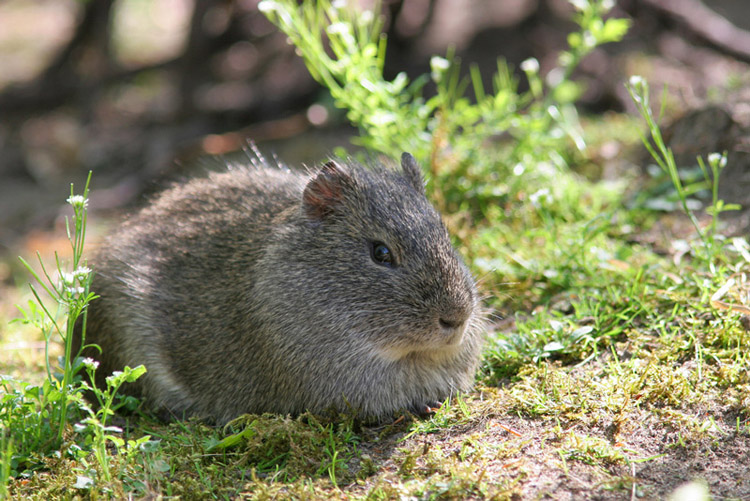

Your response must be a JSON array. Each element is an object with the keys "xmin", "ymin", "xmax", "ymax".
[{"xmin": 0, "ymin": 0, "xmax": 749, "ymax": 270}]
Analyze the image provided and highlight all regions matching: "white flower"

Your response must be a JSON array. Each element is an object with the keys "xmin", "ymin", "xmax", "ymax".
[
  {"xmin": 707, "ymin": 152, "xmax": 727, "ymax": 169},
  {"xmin": 628, "ymin": 75, "xmax": 644, "ymax": 88},
  {"xmin": 583, "ymin": 30, "xmax": 596, "ymax": 49},
  {"xmin": 327, "ymin": 22, "xmax": 351, "ymax": 36},
  {"xmin": 529, "ymin": 188, "xmax": 552, "ymax": 209},
  {"xmin": 520, "ymin": 58, "xmax": 539, "ymax": 73},
  {"xmin": 627, "ymin": 75, "xmax": 647, "ymax": 104},
  {"xmin": 360, "ymin": 10, "xmax": 373, "ymax": 24},
  {"xmin": 81, "ymin": 357, "xmax": 100, "ymax": 370},
  {"xmin": 569, "ymin": 0, "xmax": 586, "ymax": 10},
  {"xmin": 430, "ymin": 56, "xmax": 450, "ymax": 83},
  {"xmin": 74, "ymin": 266, "xmax": 91, "ymax": 279},
  {"xmin": 257, "ymin": 1, "xmax": 278, "ymax": 14},
  {"xmin": 61, "ymin": 267, "xmax": 90, "ymax": 290},
  {"xmin": 66, "ymin": 195, "xmax": 88, "ymax": 208},
  {"xmin": 326, "ymin": 22, "xmax": 355, "ymax": 45},
  {"xmin": 431, "ymin": 56, "xmax": 450, "ymax": 72}
]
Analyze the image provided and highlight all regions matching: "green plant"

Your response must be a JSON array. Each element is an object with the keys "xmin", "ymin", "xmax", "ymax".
[
  {"xmin": 2, "ymin": 177, "xmax": 98, "ymax": 480},
  {"xmin": 2, "ymin": 174, "xmax": 149, "ymax": 493},
  {"xmin": 14, "ymin": 175, "xmax": 95, "ymax": 447},
  {"xmin": 318, "ymin": 419, "xmax": 358, "ymax": 489},
  {"xmin": 77, "ymin": 362, "xmax": 148, "ymax": 483},
  {"xmin": 259, "ymin": 0, "xmax": 630, "ymax": 217},
  {"xmin": 206, "ymin": 413, "xmax": 360, "ymax": 486},
  {"xmin": 626, "ymin": 76, "xmax": 740, "ymax": 264},
  {"xmin": 402, "ymin": 395, "xmax": 471, "ymax": 441},
  {"xmin": 0, "ymin": 432, "xmax": 12, "ymax": 499}
]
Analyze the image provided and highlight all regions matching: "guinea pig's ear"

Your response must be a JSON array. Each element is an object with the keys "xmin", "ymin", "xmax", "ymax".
[
  {"xmin": 401, "ymin": 152, "xmax": 425, "ymax": 195},
  {"xmin": 303, "ymin": 160, "xmax": 350, "ymax": 220}
]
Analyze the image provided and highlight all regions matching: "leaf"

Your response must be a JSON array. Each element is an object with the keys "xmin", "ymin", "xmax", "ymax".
[
  {"xmin": 549, "ymin": 320, "xmax": 565, "ymax": 332},
  {"xmin": 207, "ymin": 422, "xmax": 258, "ymax": 452},
  {"xmin": 600, "ymin": 18, "xmax": 630, "ymax": 43},
  {"xmin": 123, "ymin": 365, "xmax": 147, "ymax": 383},
  {"xmin": 571, "ymin": 326, "xmax": 594, "ymax": 337},
  {"xmin": 543, "ymin": 341, "xmax": 565, "ymax": 352},
  {"xmin": 74, "ymin": 475, "xmax": 94, "ymax": 489}
]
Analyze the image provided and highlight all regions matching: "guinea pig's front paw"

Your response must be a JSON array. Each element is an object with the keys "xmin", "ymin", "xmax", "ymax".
[{"xmin": 411, "ymin": 400, "xmax": 444, "ymax": 417}]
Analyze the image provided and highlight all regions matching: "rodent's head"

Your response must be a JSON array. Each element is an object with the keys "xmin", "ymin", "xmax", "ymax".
[{"xmin": 263, "ymin": 152, "xmax": 481, "ymax": 362}]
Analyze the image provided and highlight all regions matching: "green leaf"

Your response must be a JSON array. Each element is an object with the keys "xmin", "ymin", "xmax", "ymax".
[
  {"xmin": 207, "ymin": 422, "xmax": 258, "ymax": 452},
  {"xmin": 552, "ymin": 81, "xmax": 583, "ymax": 105},
  {"xmin": 123, "ymin": 365, "xmax": 147, "ymax": 383},
  {"xmin": 567, "ymin": 32, "xmax": 582, "ymax": 50},
  {"xmin": 543, "ymin": 341, "xmax": 565, "ymax": 352},
  {"xmin": 600, "ymin": 18, "xmax": 630, "ymax": 43}
]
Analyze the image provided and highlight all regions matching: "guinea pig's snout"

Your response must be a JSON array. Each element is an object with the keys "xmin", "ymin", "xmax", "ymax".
[
  {"xmin": 437, "ymin": 308, "xmax": 471, "ymax": 344},
  {"xmin": 438, "ymin": 315, "xmax": 465, "ymax": 331},
  {"xmin": 430, "ymin": 254, "xmax": 478, "ymax": 346}
]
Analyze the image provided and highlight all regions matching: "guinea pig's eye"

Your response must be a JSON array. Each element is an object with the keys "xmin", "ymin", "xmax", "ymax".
[{"xmin": 370, "ymin": 241, "xmax": 394, "ymax": 267}]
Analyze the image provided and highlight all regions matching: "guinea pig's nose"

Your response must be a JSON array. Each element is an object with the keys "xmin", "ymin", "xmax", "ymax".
[
  {"xmin": 439, "ymin": 296, "xmax": 472, "ymax": 329},
  {"xmin": 439, "ymin": 316, "xmax": 465, "ymax": 330},
  {"xmin": 438, "ymin": 312, "xmax": 468, "ymax": 345}
]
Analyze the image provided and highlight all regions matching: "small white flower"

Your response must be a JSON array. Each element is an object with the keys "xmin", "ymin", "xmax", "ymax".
[
  {"xmin": 569, "ymin": 0, "xmax": 586, "ymax": 10},
  {"xmin": 74, "ymin": 266, "xmax": 91, "ymax": 279},
  {"xmin": 326, "ymin": 22, "xmax": 355, "ymax": 45},
  {"xmin": 707, "ymin": 152, "xmax": 727, "ymax": 169},
  {"xmin": 82, "ymin": 357, "xmax": 100, "ymax": 370},
  {"xmin": 520, "ymin": 58, "xmax": 539, "ymax": 73},
  {"xmin": 332, "ymin": 0, "xmax": 347, "ymax": 8},
  {"xmin": 583, "ymin": 30, "xmax": 596, "ymax": 49},
  {"xmin": 67, "ymin": 286, "xmax": 85, "ymax": 295},
  {"xmin": 257, "ymin": 1, "xmax": 278, "ymax": 14},
  {"xmin": 431, "ymin": 56, "xmax": 450, "ymax": 72},
  {"xmin": 66, "ymin": 195, "xmax": 88, "ymax": 208},
  {"xmin": 430, "ymin": 56, "xmax": 450, "ymax": 83},
  {"xmin": 327, "ymin": 22, "xmax": 351, "ymax": 36},
  {"xmin": 360, "ymin": 10, "xmax": 373, "ymax": 24},
  {"xmin": 628, "ymin": 75, "xmax": 644, "ymax": 88},
  {"xmin": 627, "ymin": 75, "xmax": 646, "ymax": 104},
  {"xmin": 545, "ymin": 67, "xmax": 564, "ymax": 87},
  {"xmin": 529, "ymin": 188, "xmax": 552, "ymax": 209}
]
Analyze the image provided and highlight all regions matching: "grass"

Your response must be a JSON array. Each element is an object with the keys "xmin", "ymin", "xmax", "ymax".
[{"xmin": 2, "ymin": 0, "xmax": 750, "ymax": 499}]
